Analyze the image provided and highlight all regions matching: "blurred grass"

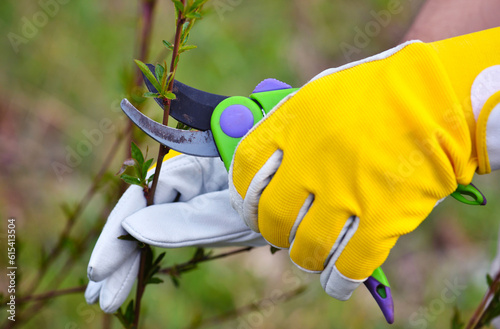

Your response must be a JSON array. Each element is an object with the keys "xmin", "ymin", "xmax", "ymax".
[{"xmin": 2, "ymin": 0, "xmax": 500, "ymax": 328}]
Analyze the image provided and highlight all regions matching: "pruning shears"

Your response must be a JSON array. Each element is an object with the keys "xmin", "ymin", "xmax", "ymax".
[{"xmin": 120, "ymin": 64, "xmax": 487, "ymax": 325}]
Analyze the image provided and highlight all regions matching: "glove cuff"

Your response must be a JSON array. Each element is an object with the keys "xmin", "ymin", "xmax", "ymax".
[
  {"xmin": 475, "ymin": 88, "xmax": 500, "ymax": 174},
  {"xmin": 429, "ymin": 27, "xmax": 500, "ymax": 177},
  {"xmin": 470, "ymin": 65, "xmax": 500, "ymax": 174}
]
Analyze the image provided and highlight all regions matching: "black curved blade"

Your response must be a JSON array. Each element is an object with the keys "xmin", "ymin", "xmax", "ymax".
[
  {"xmin": 144, "ymin": 64, "xmax": 228, "ymax": 131},
  {"xmin": 120, "ymin": 99, "xmax": 219, "ymax": 157}
]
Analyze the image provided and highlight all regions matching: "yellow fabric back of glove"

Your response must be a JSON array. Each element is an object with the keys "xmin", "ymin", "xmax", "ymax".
[{"xmin": 232, "ymin": 28, "xmax": 500, "ymax": 280}]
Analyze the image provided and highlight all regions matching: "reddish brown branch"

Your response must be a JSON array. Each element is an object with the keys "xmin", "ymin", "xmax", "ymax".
[
  {"xmin": 466, "ymin": 271, "xmax": 500, "ymax": 329},
  {"xmin": 24, "ymin": 135, "xmax": 123, "ymax": 297},
  {"xmin": 132, "ymin": 0, "xmax": 170, "ymax": 327},
  {"xmin": 18, "ymin": 286, "xmax": 87, "ymax": 304},
  {"xmin": 8, "ymin": 205, "xmax": 112, "ymax": 328},
  {"xmin": 145, "ymin": 0, "xmax": 186, "ymax": 207},
  {"xmin": 186, "ymin": 285, "xmax": 307, "ymax": 329},
  {"xmin": 159, "ymin": 247, "xmax": 253, "ymax": 275}
]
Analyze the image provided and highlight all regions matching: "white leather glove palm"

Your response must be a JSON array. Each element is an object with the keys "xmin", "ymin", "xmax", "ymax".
[{"xmin": 86, "ymin": 154, "xmax": 266, "ymax": 313}]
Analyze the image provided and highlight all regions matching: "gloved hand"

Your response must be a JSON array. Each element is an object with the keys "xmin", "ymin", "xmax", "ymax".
[
  {"xmin": 86, "ymin": 152, "xmax": 266, "ymax": 313},
  {"xmin": 229, "ymin": 27, "xmax": 500, "ymax": 300}
]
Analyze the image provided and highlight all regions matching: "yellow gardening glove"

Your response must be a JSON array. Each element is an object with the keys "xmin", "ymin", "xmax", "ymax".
[{"xmin": 229, "ymin": 27, "xmax": 500, "ymax": 300}]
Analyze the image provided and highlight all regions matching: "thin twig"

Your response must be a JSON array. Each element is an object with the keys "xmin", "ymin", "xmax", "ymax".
[
  {"xmin": 186, "ymin": 286, "xmax": 307, "ymax": 329},
  {"xmin": 130, "ymin": 0, "xmax": 161, "ymax": 327},
  {"xmin": 132, "ymin": 1, "xmax": 186, "ymax": 327},
  {"xmin": 7, "ymin": 205, "xmax": 112, "ymax": 328},
  {"xmin": 102, "ymin": 313, "xmax": 112, "ymax": 329},
  {"xmin": 17, "ymin": 286, "xmax": 87, "ymax": 304},
  {"xmin": 145, "ymin": 0, "xmax": 186, "ymax": 206},
  {"xmin": 132, "ymin": 245, "xmax": 150, "ymax": 329},
  {"xmin": 24, "ymin": 135, "xmax": 123, "ymax": 297},
  {"xmin": 466, "ymin": 272, "xmax": 500, "ymax": 329},
  {"xmin": 159, "ymin": 247, "xmax": 253, "ymax": 275}
]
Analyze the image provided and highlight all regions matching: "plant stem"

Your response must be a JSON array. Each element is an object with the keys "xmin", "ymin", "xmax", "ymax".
[
  {"xmin": 133, "ymin": 1, "xmax": 186, "ymax": 327},
  {"xmin": 135, "ymin": 0, "xmax": 157, "ymax": 88},
  {"xmin": 145, "ymin": 1, "xmax": 186, "ymax": 207},
  {"xmin": 186, "ymin": 286, "xmax": 307, "ymax": 329},
  {"xmin": 132, "ymin": 246, "xmax": 150, "ymax": 329},
  {"xmin": 17, "ymin": 286, "xmax": 87, "ymax": 304},
  {"xmin": 129, "ymin": 3, "xmax": 159, "ymax": 326},
  {"xmin": 24, "ymin": 135, "xmax": 123, "ymax": 298},
  {"xmin": 159, "ymin": 247, "xmax": 253, "ymax": 275},
  {"xmin": 6, "ymin": 204, "xmax": 112, "ymax": 328},
  {"xmin": 466, "ymin": 272, "xmax": 500, "ymax": 329}
]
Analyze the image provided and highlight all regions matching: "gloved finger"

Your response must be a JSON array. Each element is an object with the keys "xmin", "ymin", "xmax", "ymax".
[
  {"xmin": 229, "ymin": 150, "xmax": 283, "ymax": 232},
  {"xmin": 320, "ymin": 216, "xmax": 398, "ymax": 300},
  {"xmin": 256, "ymin": 157, "xmax": 312, "ymax": 249},
  {"xmin": 288, "ymin": 200, "xmax": 355, "ymax": 272},
  {"xmin": 152, "ymin": 155, "xmax": 229, "ymax": 204},
  {"xmin": 320, "ymin": 262, "xmax": 364, "ymax": 301},
  {"xmin": 88, "ymin": 155, "xmax": 228, "ymax": 281},
  {"xmin": 85, "ymin": 251, "xmax": 141, "ymax": 309},
  {"xmin": 85, "ymin": 280, "xmax": 102, "ymax": 305},
  {"xmin": 99, "ymin": 251, "xmax": 141, "ymax": 314},
  {"xmin": 319, "ymin": 216, "xmax": 363, "ymax": 300},
  {"xmin": 122, "ymin": 190, "xmax": 268, "ymax": 248},
  {"xmin": 88, "ymin": 184, "xmax": 145, "ymax": 281},
  {"xmin": 85, "ymin": 255, "xmax": 139, "ymax": 304}
]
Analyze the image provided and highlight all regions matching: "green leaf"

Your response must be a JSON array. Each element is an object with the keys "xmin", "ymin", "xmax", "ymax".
[
  {"xmin": 270, "ymin": 246, "xmax": 281, "ymax": 254},
  {"xmin": 131, "ymin": 142, "xmax": 144, "ymax": 165},
  {"xmin": 120, "ymin": 174, "xmax": 142, "ymax": 186},
  {"xmin": 180, "ymin": 21, "xmax": 191, "ymax": 44},
  {"xmin": 142, "ymin": 158, "xmax": 154, "ymax": 181},
  {"xmin": 134, "ymin": 59, "xmax": 162, "ymax": 93},
  {"xmin": 179, "ymin": 44, "xmax": 197, "ymax": 54},
  {"xmin": 162, "ymin": 39, "xmax": 174, "ymax": 51},
  {"xmin": 116, "ymin": 158, "xmax": 135, "ymax": 176},
  {"xmin": 170, "ymin": 275, "xmax": 180, "ymax": 288},
  {"xmin": 168, "ymin": 70, "xmax": 175, "ymax": 86},
  {"xmin": 161, "ymin": 70, "xmax": 171, "ymax": 93},
  {"xmin": 186, "ymin": 12, "xmax": 201, "ymax": 19},
  {"xmin": 114, "ymin": 307, "xmax": 129, "ymax": 328},
  {"xmin": 147, "ymin": 175, "xmax": 155, "ymax": 184},
  {"xmin": 62, "ymin": 237, "xmax": 78, "ymax": 256},
  {"xmin": 155, "ymin": 64, "xmax": 165, "ymax": 86},
  {"xmin": 153, "ymin": 252, "xmax": 166, "ymax": 267},
  {"xmin": 192, "ymin": 247, "xmax": 206, "ymax": 262},
  {"xmin": 143, "ymin": 92, "xmax": 160, "ymax": 98},
  {"xmin": 162, "ymin": 91, "xmax": 177, "ymax": 100},
  {"xmin": 487, "ymin": 274, "xmax": 494, "ymax": 287},
  {"xmin": 450, "ymin": 306, "xmax": 464, "ymax": 329},
  {"xmin": 124, "ymin": 300, "xmax": 135, "ymax": 325},
  {"xmin": 174, "ymin": 55, "xmax": 180, "ymax": 70},
  {"xmin": 187, "ymin": 0, "xmax": 207, "ymax": 13},
  {"xmin": 176, "ymin": 121, "xmax": 191, "ymax": 130},
  {"xmin": 117, "ymin": 234, "xmax": 137, "ymax": 241},
  {"xmin": 39, "ymin": 246, "xmax": 47, "ymax": 267},
  {"xmin": 60, "ymin": 202, "xmax": 73, "ymax": 217},
  {"xmin": 172, "ymin": 0, "xmax": 184, "ymax": 14},
  {"xmin": 147, "ymin": 277, "xmax": 164, "ymax": 284}
]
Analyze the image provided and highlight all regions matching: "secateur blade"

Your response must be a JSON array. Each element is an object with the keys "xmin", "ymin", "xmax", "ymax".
[
  {"xmin": 144, "ymin": 64, "xmax": 228, "ymax": 131},
  {"xmin": 120, "ymin": 99, "xmax": 220, "ymax": 157}
]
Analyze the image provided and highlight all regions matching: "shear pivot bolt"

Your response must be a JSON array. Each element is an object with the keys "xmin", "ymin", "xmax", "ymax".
[{"xmin": 220, "ymin": 105, "xmax": 254, "ymax": 138}]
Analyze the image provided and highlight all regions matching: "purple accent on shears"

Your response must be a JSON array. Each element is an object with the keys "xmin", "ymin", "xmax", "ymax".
[
  {"xmin": 364, "ymin": 276, "xmax": 394, "ymax": 324},
  {"xmin": 252, "ymin": 78, "xmax": 292, "ymax": 93},
  {"xmin": 220, "ymin": 105, "xmax": 254, "ymax": 138}
]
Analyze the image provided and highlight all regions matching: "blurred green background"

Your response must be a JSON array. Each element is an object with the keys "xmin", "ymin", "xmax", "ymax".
[{"xmin": 2, "ymin": 0, "xmax": 500, "ymax": 328}]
